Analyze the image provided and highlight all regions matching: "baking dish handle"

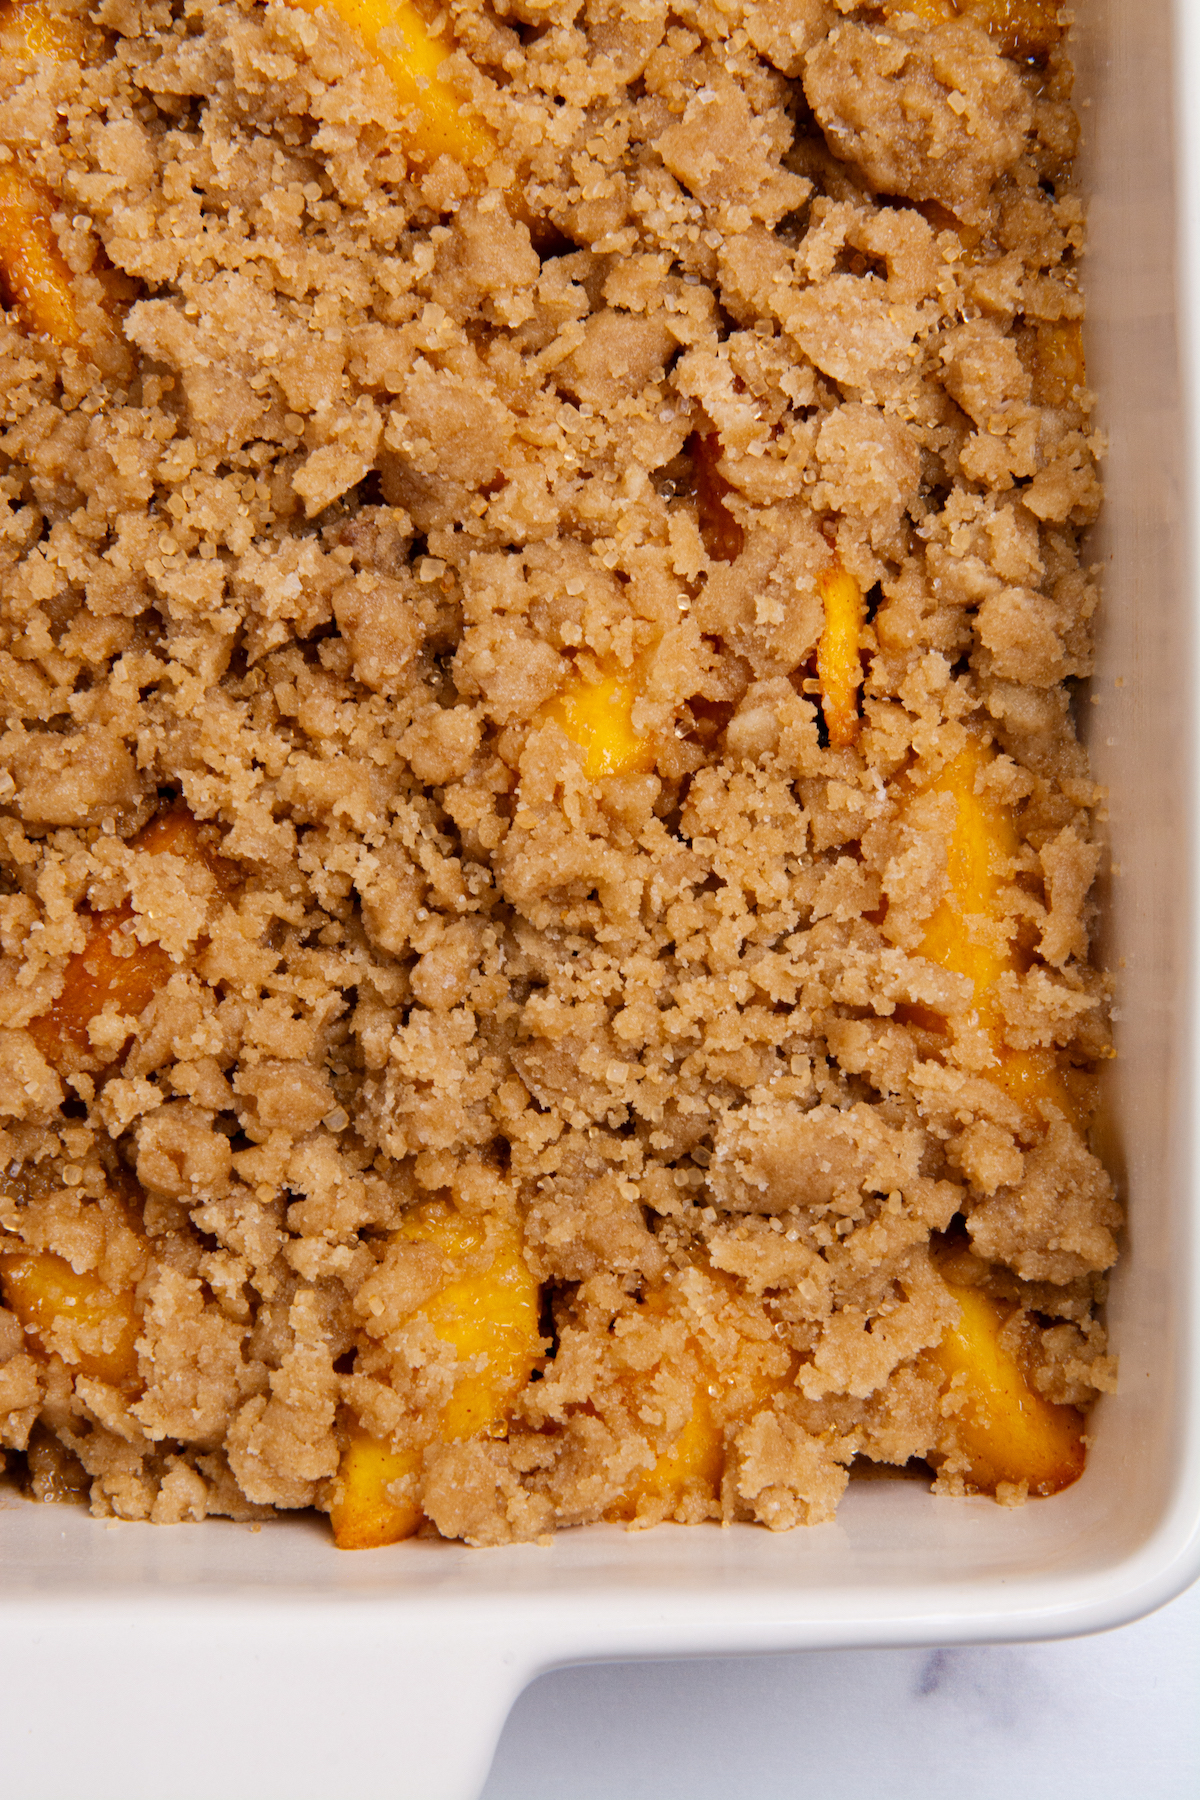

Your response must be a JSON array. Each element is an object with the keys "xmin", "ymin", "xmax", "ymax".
[{"xmin": 0, "ymin": 1594, "xmax": 531, "ymax": 1800}]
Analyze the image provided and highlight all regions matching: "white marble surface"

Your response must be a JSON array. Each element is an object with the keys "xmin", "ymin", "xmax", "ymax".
[{"xmin": 480, "ymin": 1575, "xmax": 1200, "ymax": 1799}]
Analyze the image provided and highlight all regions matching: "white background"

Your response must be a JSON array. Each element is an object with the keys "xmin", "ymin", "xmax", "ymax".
[{"xmin": 480, "ymin": 1574, "xmax": 1200, "ymax": 1799}]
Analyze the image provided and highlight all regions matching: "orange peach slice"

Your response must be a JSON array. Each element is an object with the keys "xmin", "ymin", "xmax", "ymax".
[
  {"xmin": 539, "ymin": 662, "xmax": 655, "ymax": 783},
  {"xmin": 287, "ymin": 0, "xmax": 493, "ymax": 167},
  {"xmin": 609, "ymin": 1384, "xmax": 725, "ymax": 1523},
  {"xmin": 880, "ymin": 0, "xmax": 1063, "ymax": 59},
  {"xmin": 899, "ymin": 739, "xmax": 1082, "ymax": 1125},
  {"xmin": 399, "ymin": 1202, "xmax": 542, "ymax": 1443},
  {"xmin": 914, "ymin": 737, "xmax": 1020, "ymax": 1003},
  {"xmin": 0, "ymin": 164, "xmax": 80, "ymax": 346},
  {"xmin": 28, "ymin": 804, "xmax": 236, "ymax": 1070},
  {"xmin": 607, "ymin": 1270, "xmax": 789, "ymax": 1524},
  {"xmin": 923, "ymin": 1282, "xmax": 1085, "ymax": 1496},
  {"xmin": 816, "ymin": 564, "xmax": 864, "ymax": 750},
  {"xmin": 0, "ymin": 0, "xmax": 85, "ymax": 62},
  {"xmin": 329, "ymin": 1423, "xmax": 422, "ymax": 1549},
  {"xmin": 331, "ymin": 1202, "xmax": 541, "ymax": 1547},
  {"xmin": 1028, "ymin": 319, "xmax": 1086, "ymax": 408},
  {"xmin": 0, "ymin": 1247, "xmax": 140, "ymax": 1390}
]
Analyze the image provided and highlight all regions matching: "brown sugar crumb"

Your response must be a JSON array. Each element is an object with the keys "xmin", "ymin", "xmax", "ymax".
[{"xmin": 0, "ymin": 0, "xmax": 1115, "ymax": 1544}]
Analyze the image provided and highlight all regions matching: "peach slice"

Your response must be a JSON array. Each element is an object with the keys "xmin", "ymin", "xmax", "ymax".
[
  {"xmin": 0, "ymin": 2, "xmax": 103, "ymax": 345},
  {"xmin": 816, "ymin": 564, "xmax": 864, "ymax": 750},
  {"xmin": 0, "ymin": 1247, "xmax": 140, "ymax": 1390},
  {"xmin": 286, "ymin": 0, "xmax": 493, "ymax": 167},
  {"xmin": 331, "ymin": 1202, "xmax": 541, "ymax": 1548},
  {"xmin": 607, "ymin": 1270, "xmax": 790, "ymax": 1524},
  {"xmin": 879, "ymin": 0, "xmax": 1063, "ymax": 60},
  {"xmin": 899, "ymin": 739, "xmax": 1082, "ymax": 1126},
  {"xmin": 539, "ymin": 662, "xmax": 655, "ymax": 782},
  {"xmin": 0, "ymin": 164, "xmax": 80, "ymax": 346},
  {"xmin": 923, "ymin": 1281, "xmax": 1085, "ymax": 1496},
  {"xmin": 399, "ymin": 1202, "xmax": 542, "ymax": 1443},
  {"xmin": 28, "ymin": 804, "xmax": 236, "ymax": 1071},
  {"xmin": 328, "ymin": 1424, "xmax": 422, "ymax": 1550},
  {"xmin": 609, "ymin": 1384, "xmax": 725, "ymax": 1523},
  {"xmin": 0, "ymin": 0, "xmax": 87, "ymax": 65},
  {"xmin": 913, "ymin": 736, "xmax": 1020, "ymax": 1004},
  {"xmin": 1028, "ymin": 319, "xmax": 1087, "ymax": 408}
]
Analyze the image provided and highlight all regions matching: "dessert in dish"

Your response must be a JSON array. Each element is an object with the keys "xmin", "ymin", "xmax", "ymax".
[{"xmin": 0, "ymin": 0, "xmax": 1117, "ymax": 1547}]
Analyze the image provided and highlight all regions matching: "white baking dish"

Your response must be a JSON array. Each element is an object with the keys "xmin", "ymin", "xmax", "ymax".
[{"xmin": 2, "ymin": 2, "xmax": 1198, "ymax": 1795}]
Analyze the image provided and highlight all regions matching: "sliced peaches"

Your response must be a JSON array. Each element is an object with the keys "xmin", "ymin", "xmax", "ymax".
[
  {"xmin": 1027, "ymin": 319, "xmax": 1086, "ymax": 408},
  {"xmin": 539, "ymin": 661, "xmax": 655, "ymax": 783},
  {"xmin": 898, "ymin": 739, "xmax": 1083, "ymax": 1126},
  {"xmin": 995, "ymin": 1044, "xmax": 1081, "ymax": 1130},
  {"xmin": 913, "ymin": 736, "xmax": 1020, "ymax": 1005},
  {"xmin": 331, "ymin": 1202, "xmax": 541, "ymax": 1548},
  {"xmin": 0, "ymin": 1247, "xmax": 140, "ymax": 1390},
  {"xmin": 0, "ymin": 0, "xmax": 87, "ymax": 65},
  {"xmin": 399, "ymin": 1202, "xmax": 541, "ymax": 1443},
  {"xmin": 328, "ymin": 1423, "xmax": 422, "ymax": 1549},
  {"xmin": 879, "ymin": 0, "xmax": 1063, "ymax": 60},
  {"xmin": 0, "ymin": 164, "xmax": 81, "ymax": 346},
  {"xmin": 287, "ymin": 0, "xmax": 493, "ymax": 167},
  {"xmin": 922, "ymin": 1281, "xmax": 1084, "ymax": 1496},
  {"xmin": 0, "ymin": 2, "xmax": 105, "ymax": 346},
  {"xmin": 816, "ymin": 564, "xmax": 864, "ymax": 750},
  {"xmin": 27, "ymin": 803, "xmax": 236, "ymax": 1070},
  {"xmin": 609, "ymin": 1383, "xmax": 725, "ymax": 1523},
  {"xmin": 607, "ymin": 1270, "xmax": 789, "ymax": 1524},
  {"xmin": 132, "ymin": 801, "xmax": 239, "ymax": 887}
]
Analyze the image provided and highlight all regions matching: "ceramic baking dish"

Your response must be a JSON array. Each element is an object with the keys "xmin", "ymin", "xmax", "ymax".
[{"xmin": 2, "ymin": 2, "xmax": 1199, "ymax": 1795}]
